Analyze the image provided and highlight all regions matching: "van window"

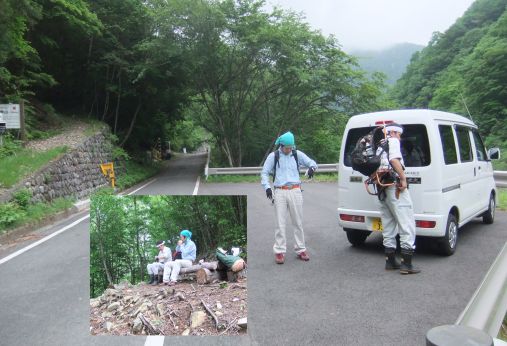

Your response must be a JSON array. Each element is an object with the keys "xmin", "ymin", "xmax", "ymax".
[
  {"xmin": 471, "ymin": 130, "xmax": 488, "ymax": 161},
  {"xmin": 343, "ymin": 124, "xmax": 430, "ymax": 167},
  {"xmin": 439, "ymin": 125, "xmax": 458, "ymax": 165},
  {"xmin": 455, "ymin": 126, "xmax": 473, "ymax": 162}
]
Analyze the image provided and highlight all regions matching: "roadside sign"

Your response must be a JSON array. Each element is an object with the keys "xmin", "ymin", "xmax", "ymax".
[
  {"xmin": 100, "ymin": 162, "xmax": 116, "ymax": 188},
  {"xmin": 0, "ymin": 104, "xmax": 21, "ymax": 129}
]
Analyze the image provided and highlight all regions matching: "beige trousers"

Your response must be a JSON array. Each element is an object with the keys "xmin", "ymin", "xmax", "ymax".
[
  {"xmin": 163, "ymin": 259, "xmax": 193, "ymax": 282},
  {"xmin": 273, "ymin": 188, "xmax": 306, "ymax": 254}
]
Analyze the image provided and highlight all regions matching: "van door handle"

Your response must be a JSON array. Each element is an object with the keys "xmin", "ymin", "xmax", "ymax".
[{"xmin": 474, "ymin": 167, "xmax": 476, "ymax": 176}]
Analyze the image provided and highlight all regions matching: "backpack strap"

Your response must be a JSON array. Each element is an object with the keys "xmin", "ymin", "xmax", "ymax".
[{"xmin": 272, "ymin": 149, "xmax": 299, "ymax": 182}]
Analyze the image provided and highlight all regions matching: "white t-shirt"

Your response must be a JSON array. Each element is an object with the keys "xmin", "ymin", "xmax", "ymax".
[{"xmin": 377, "ymin": 137, "xmax": 404, "ymax": 169}]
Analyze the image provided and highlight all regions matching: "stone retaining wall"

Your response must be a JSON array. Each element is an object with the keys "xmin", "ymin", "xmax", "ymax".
[{"xmin": 1, "ymin": 130, "xmax": 117, "ymax": 204}]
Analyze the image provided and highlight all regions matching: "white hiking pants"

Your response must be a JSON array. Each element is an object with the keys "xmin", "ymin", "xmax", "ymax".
[
  {"xmin": 146, "ymin": 262, "xmax": 164, "ymax": 275},
  {"xmin": 377, "ymin": 186, "xmax": 416, "ymax": 250},
  {"xmin": 163, "ymin": 259, "xmax": 193, "ymax": 283},
  {"xmin": 273, "ymin": 187, "xmax": 306, "ymax": 254}
]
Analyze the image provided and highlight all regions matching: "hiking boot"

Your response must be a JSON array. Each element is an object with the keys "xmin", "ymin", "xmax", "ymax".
[
  {"xmin": 297, "ymin": 251, "xmax": 310, "ymax": 261},
  {"xmin": 275, "ymin": 253, "xmax": 285, "ymax": 264},
  {"xmin": 400, "ymin": 248, "xmax": 421, "ymax": 275},
  {"xmin": 385, "ymin": 248, "xmax": 401, "ymax": 270},
  {"xmin": 158, "ymin": 274, "xmax": 163, "ymax": 284},
  {"xmin": 148, "ymin": 274, "xmax": 155, "ymax": 285}
]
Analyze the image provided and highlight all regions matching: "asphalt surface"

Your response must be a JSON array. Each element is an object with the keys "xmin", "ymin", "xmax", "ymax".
[{"xmin": 0, "ymin": 153, "xmax": 506, "ymax": 346}]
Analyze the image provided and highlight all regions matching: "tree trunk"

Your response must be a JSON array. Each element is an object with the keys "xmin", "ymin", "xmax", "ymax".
[
  {"xmin": 113, "ymin": 70, "xmax": 122, "ymax": 134},
  {"xmin": 120, "ymin": 100, "xmax": 142, "ymax": 147},
  {"xmin": 95, "ymin": 207, "xmax": 114, "ymax": 286},
  {"xmin": 196, "ymin": 268, "xmax": 220, "ymax": 284}
]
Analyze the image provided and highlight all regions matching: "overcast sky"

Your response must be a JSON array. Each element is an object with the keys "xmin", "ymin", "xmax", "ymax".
[{"xmin": 266, "ymin": 0, "xmax": 476, "ymax": 51}]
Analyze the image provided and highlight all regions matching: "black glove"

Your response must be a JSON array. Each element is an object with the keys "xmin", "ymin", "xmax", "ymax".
[
  {"xmin": 266, "ymin": 188, "xmax": 273, "ymax": 200},
  {"xmin": 307, "ymin": 167, "xmax": 315, "ymax": 179}
]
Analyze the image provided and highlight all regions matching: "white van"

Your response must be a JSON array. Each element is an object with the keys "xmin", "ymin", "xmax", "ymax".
[{"xmin": 337, "ymin": 109, "xmax": 500, "ymax": 255}]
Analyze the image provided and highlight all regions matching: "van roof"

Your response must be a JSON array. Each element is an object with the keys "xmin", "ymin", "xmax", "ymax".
[{"xmin": 347, "ymin": 109, "xmax": 476, "ymax": 128}]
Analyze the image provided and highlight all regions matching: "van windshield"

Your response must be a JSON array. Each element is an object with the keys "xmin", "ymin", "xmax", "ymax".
[{"xmin": 343, "ymin": 124, "xmax": 431, "ymax": 167}]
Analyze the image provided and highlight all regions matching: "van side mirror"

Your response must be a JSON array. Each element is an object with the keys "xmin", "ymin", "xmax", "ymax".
[{"xmin": 487, "ymin": 147, "xmax": 500, "ymax": 160}]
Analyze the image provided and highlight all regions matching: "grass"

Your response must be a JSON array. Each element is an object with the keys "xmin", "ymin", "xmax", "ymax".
[
  {"xmin": 498, "ymin": 188, "xmax": 507, "ymax": 211},
  {"xmin": 115, "ymin": 160, "xmax": 162, "ymax": 190},
  {"xmin": 205, "ymin": 172, "xmax": 338, "ymax": 183},
  {"xmin": 0, "ymin": 146, "xmax": 68, "ymax": 188},
  {"xmin": 0, "ymin": 197, "xmax": 75, "ymax": 234}
]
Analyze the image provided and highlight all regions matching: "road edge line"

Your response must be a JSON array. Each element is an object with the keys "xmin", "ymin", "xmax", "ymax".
[
  {"xmin": 0, "ymin": 214, "xmax": 90, "ymax": 265},
  {"xmin": 193, "ymin": 175, "xmax": 201, "ymax": 195}
]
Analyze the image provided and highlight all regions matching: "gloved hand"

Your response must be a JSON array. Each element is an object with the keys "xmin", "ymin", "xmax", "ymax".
[
  {"xmin": 306, "ymin": 167, "xmax": 316, "ymax": 179},
  {"xmin": 266, "ymin": 188, "xmax": 273, "ymax": 200}
]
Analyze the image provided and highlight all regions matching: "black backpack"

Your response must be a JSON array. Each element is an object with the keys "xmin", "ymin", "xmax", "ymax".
[
  {"xmin": 272, "ymin": 149, "xmax": 299, "ymax": 182},
  {"xmin": 351, "ymin": 127, "xmax": 389, "ymax": 176}
]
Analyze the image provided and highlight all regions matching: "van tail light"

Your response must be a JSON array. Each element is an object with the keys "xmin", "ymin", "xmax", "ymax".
[
  {"xmin": 416, "ymin": 220, "xmax": 436, "ymax": 228},
  {"xmin": 340, "ymin": 214, "xmax": 365, "ymax": 223}
]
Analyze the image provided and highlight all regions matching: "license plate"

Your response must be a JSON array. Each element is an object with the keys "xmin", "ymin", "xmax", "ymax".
[{"xmin": 372, "ymin": 218, "xmax": 383, "ymax": 232}]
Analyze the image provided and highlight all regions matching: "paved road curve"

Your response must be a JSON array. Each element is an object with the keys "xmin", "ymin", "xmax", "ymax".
[{"xmin": 0, "ymin": 154, "xmax": 506, "ymax": 346}]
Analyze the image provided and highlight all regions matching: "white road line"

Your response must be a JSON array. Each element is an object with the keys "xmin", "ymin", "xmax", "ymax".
[
  {"xmin": 144, "ymin": 336, "xmax": 165, "ymax": 346},
  {"xmin": 193, "ymin": 175, "xmax": 201, "ymax": 195},
  {"xmin": 123, "ymin": 178, "xmax": 157, "ymax": 196},
  {"xmin": 0, "ymin": 214, "xmax": 90, "ymax": 265},
  {"xmin": 0, "ymin": 177, "xmax": 157, "ymax": 266}
]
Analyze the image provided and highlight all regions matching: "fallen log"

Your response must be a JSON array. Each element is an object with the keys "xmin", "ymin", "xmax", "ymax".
[
  {"xmin": 179, "ymin": 261, "xmax": 218, "ymax": 274},
  {"xmin": 196, "ymin": 268, "xmax": 221, "ymax": 284}
]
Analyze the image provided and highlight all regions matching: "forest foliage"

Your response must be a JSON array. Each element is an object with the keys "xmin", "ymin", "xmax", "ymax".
[
  {"xmin": 0, "ymin": 0, "xmax": 391, "ymax": 165},
  {"xmin": 90, "ymin": 193, "xmax": 247, "ymax": 297},
  {"xmin": 392, "ymin": 0, "xmax": 507, "ymax": 168}
]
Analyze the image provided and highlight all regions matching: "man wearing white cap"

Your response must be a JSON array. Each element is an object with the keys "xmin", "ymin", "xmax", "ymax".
[
  {"xmin": 377, "ymin": 123, "xmax": 420, "ymax": 274},
  {"xmin": 146, "ymin": 240, "xmax": 172, "ymax": 285}
]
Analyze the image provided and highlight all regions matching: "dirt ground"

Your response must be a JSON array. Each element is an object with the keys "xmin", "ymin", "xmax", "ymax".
[{"xmin": 90, "ymin": 278, "xmax": 247, "ymax": 336}]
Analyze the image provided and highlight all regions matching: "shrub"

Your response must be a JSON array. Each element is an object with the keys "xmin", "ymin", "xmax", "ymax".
[
  {"xmin": 13, "ymin": 188, "xmax": 32, "ymax": 209},
  {"xmin": 0, "ymin": 203, "xmax": 26, "ymax": 228}
]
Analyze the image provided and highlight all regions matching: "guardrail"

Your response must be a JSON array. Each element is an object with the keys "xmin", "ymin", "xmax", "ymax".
[
  {"xmin": 206, "ymin": 163, "xmax": 507, "ymax": 188},
  {"xmin": 455, "ymin": 241, "xmax": 507, "ymax": 338}
]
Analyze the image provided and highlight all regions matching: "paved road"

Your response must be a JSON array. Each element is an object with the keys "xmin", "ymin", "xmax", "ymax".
[
  {"xmin": 200, "ymin": 182, "xmax": 507, "ymax": 346},
  {"xmin": 0, "ymin": 154, "xmax": 506, "ymax": 346}
]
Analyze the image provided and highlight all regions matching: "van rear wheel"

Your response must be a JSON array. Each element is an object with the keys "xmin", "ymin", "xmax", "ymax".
[
  {"xmin": 438, "ymin": 214, "xmax": 458, "ymax": 256},
  {"xmin": 482, "ymin": 194, "xmax": 495, "ymax": 224},
  {"xmin": 345, "ymin": 228, "xmax": 371, "ymax": 246}
]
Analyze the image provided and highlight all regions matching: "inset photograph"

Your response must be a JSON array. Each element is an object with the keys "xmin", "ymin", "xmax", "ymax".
[{"xmin": 89, "ymin": 194, "xmax": 247, "ymax": 336}]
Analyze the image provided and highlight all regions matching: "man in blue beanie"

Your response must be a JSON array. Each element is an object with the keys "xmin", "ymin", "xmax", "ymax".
[
  {"xmin": 163, "ymin": 230, "xmax": 197, "ymax": 285},
  {"xmin": 261, "ymin": 131, "xmax": 318, "ymax": 264}
]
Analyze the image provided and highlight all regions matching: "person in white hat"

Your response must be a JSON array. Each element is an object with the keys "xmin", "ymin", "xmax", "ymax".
[
  {"xmin": 377, "ymin": 123, "xmax": 420, "ymax": 274},
  {"xmin": 146, "ymin": 240, "xmax": 172, "ymax": 285}
]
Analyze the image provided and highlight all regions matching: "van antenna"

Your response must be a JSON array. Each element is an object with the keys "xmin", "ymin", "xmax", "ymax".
[{"xmin": 460, "ymin": 92, "xmax": 474, "ymax": 122}]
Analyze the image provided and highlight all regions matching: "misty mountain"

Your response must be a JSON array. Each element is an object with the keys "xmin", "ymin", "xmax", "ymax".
[{"xmin": 351, "ymin": 43, "xmax": 424, "ymax": 85}]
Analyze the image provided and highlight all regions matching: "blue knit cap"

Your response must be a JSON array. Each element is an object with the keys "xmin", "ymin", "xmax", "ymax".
[
  {"xmin": 180, "ymin": 230, "xmax": 192, "ymax": 239},
  {"xmin": 275, "ymin": 131, "xmax": 295, "ymax": 146}
]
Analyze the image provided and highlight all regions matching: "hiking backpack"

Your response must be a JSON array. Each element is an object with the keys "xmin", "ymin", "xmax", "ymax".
[
  {"xmin": 272, "ymin": 149, "xmax": 298, "ymax": 182},
  {"xmin": 351, "ymin": 127, "xmax": 389, "ymax": 176}
]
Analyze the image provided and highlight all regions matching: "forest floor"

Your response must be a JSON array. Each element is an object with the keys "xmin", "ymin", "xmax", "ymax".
[{"xmin": 90, "ymin": 277, "xmax": 247, "ymax": 336}]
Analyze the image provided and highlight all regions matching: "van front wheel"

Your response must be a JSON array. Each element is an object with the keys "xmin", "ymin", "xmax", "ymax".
[
  {"xmin": 439, "ymin": 214, "xmax": 458, "ymax": 256},
  {"xmin": 482, "ymin": 194, "xmax": 495, "ymax": 224},
  {"xmin": 345, "ymin": 228, "xmax": 371, "ymax": 246}
]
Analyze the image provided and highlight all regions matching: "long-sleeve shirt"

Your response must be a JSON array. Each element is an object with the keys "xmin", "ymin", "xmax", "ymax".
[
  {"xmin": 261, "ymin": 149, "xmax": 318, "ymax": 190},
  {"xmin": 157, "ymin": 246, "xmax": 171, "ymax": 264},
  {"xmin": 176, "ymin": 239, "xmax": 196, "ymax": 262}
]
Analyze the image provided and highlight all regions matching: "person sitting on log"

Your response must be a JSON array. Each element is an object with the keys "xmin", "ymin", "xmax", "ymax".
[
  {"xmin": 146, "ymin": 240, "xmax": 171, "ymax": 285},
  {"xmin": 163, "ymin": 230, "xmax": 196, "ymax": 286}
]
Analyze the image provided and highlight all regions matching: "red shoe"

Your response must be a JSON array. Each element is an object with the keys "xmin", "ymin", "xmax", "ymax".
[
  {"xmin": 297, "ymin": 251, "xmax": 310, "ymax": 261},
  {"xmin": 275, "ymin": 253, "xmax": 285, "ymax": 264}
]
